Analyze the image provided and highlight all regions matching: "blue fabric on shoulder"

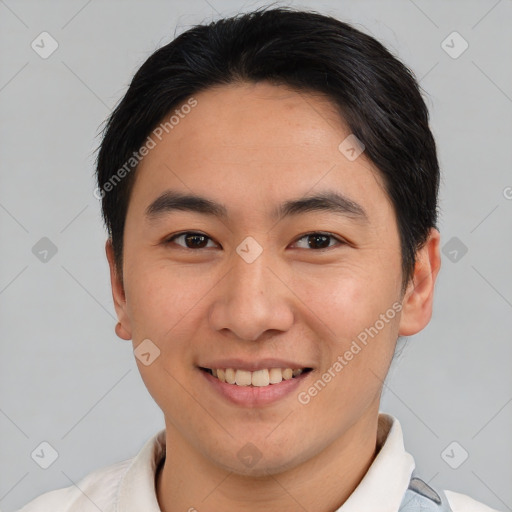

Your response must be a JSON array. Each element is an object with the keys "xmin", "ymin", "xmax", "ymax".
[{"xmin": 398, "ymin": 473, "xmax": 453, "ymax": 511}]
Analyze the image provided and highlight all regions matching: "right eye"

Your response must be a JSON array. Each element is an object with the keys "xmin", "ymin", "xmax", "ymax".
[{"xmin": 164, "ymin": 231, "xmax": 219, "ymax": 250}]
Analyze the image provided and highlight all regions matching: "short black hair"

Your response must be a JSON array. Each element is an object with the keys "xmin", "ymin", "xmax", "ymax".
[{"xmin": 95, "ymin": 6, "xmax": 439, "ymax": 296}]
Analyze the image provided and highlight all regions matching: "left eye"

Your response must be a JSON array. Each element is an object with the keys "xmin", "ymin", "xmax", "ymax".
[
  {"xmin": 292, "ymin": 232, "xmax": 345, "ymax": 250},
  {"xmin": 165, "ymin": 231, "xmax": 344, "ymax": 251}
]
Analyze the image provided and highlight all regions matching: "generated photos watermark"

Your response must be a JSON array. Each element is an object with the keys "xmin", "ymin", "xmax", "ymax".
[{"xmin": 93, "ymin": 96, "xmax": 198, "ymax": 200}]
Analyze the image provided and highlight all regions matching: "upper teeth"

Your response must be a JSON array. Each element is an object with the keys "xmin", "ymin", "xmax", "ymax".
[{"xmin": 210, "ymin": 368, "xmax": 305, "ymax": 387}]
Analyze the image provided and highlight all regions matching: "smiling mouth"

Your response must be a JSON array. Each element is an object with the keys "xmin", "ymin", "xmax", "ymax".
[{"xmin": 199, "ymin": 367, "xmax": 313, "ymax": 387}]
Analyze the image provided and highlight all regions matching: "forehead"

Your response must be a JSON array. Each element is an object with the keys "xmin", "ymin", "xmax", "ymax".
[
  {"xmin": 130, "ymin": 81, "xmax": 390, "ymax": 224},
  {"xmin": 171, "ymin": 81, "xmax": 351, "ymax": 155}
]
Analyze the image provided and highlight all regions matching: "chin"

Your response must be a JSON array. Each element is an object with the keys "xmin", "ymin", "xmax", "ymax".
[{"xmin": 209, "ymin": 442, "xmax": 305, "ymax": 478}]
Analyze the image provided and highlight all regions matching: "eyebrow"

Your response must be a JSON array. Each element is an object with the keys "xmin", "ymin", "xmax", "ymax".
[{"xmin": 145, "ymin": 189, "xmax": 369, "ymax": 224}]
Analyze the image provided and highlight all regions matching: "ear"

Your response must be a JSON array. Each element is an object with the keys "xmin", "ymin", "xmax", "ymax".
[
  {"xmin": 105, "ymin": 239, "xmax": 132, "ymax": 340},
  {"xmin": 398, "ymin": 228, "xmax": 441, "ymax": 336}
]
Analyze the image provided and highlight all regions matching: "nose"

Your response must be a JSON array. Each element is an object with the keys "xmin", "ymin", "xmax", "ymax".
[{"xmin": 208, "ymin": 245, "xmax": 295, "ymax": 342}]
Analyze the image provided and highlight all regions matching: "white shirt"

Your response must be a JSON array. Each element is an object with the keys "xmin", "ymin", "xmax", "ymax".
[{"xmin": 16, "ymin": 413, "xmax": 500, "ymax": 511}]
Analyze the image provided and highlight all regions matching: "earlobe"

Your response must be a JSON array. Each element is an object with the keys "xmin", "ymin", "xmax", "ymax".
[
  {"xmin": 105, "ymin": 239, "xmax": 132, "ymax": 340},
  {"xmin": 115, "ymin": 321, "xmax": 131, "ymax": 340},
  {"xmin": 398, "ymin": 228, "xmax": 441, "ymax": 337}
]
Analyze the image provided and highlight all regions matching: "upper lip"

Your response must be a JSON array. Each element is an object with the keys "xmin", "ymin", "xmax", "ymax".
[{"xmin": 198, "ymin": 358, "xmax": 313, "ymax": 372}]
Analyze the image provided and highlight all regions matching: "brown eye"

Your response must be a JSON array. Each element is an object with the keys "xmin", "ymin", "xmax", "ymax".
[
  {"xmin": 292, "ymin": 232, "xmax": 344, "ymax": 250},
  {"xmin": 164, "ymin": 231, "xmax": 344, "ymax": 251},
  {"xmin": 166, "ymin": 232, "xmax": 217, "ymax": 249}
]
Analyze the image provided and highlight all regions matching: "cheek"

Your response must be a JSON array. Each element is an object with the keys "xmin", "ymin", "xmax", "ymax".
[
  {"xmin": 294, "ymin": 261, "xmax": 396, "ymax": 342},
  {"xmin": 124, "ymin": 264, "xmax": 204, "ymax": 338},
  {"xmin": 124, "ymin": 267, "xmax": 200, "ymax": 410},
  {"xmin": 293, "ymin": 260, "xmax": 400, "ymax": 396},
  {"xmin": 125, "ymin": 276, "xmax": 165, "ymax": 339}
]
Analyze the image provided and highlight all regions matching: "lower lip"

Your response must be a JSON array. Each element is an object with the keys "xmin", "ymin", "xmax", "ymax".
[{"xmin": 199, "ymin": 368, "xmax": 312, "ymax": 407}]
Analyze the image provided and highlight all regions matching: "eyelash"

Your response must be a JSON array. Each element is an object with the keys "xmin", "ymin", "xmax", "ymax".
[{"xmin": 164, "ymin": 231, "xmax": 346, "ymax": 251}]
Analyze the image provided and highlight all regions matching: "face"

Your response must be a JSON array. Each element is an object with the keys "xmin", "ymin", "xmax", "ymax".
[{"xmin": 107, "ymin": 81, "xmax": 440, "ymax": 476}]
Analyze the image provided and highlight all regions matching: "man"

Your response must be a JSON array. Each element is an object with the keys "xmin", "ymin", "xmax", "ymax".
[{"xmin": 18, "ymin": 6, "xmax": 501, "ymax": 511}]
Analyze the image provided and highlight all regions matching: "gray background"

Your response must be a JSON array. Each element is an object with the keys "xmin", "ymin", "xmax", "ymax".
[{"xmin": 0, "ymin": 0, "xmax": 511, "ymax": 510}]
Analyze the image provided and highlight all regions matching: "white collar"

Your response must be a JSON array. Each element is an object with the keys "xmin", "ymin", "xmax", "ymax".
[
  {"xmin": 116, "ymin": 412, "xmax": 415, "ymax": 511},
  {"xmin": 336, "ymin": 413, "xmax": 415, "ymax": 511}
]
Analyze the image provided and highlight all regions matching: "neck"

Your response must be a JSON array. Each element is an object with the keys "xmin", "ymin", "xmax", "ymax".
[{"xmin": 156, "ymin": 406, "xmax": 380, "ymax": 512}]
